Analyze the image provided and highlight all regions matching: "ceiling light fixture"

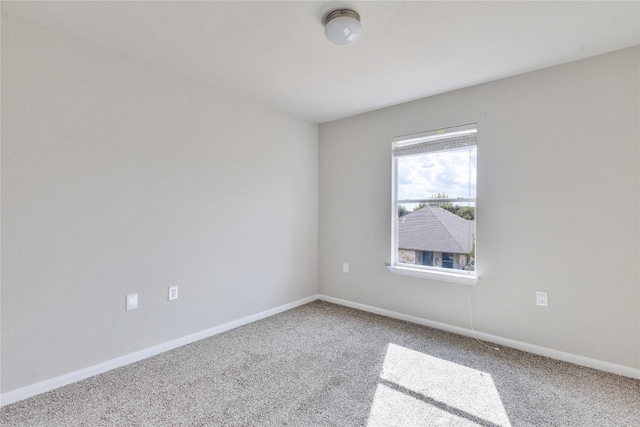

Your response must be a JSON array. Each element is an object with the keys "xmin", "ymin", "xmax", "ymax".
[{"xmin": 324, "ymin": 9, "xmax": 362, "ymax": 45}]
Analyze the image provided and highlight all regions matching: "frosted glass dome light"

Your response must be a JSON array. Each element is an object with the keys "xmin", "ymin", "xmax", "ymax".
[{"xmin": 324, "ymin": 9, "xmax": 362, "ymax": 45}]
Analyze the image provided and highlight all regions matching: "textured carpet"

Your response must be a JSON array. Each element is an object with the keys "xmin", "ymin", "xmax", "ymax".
[{"xmin": 1, "ymin": 301, "xmax": 638, "ymax": 426}]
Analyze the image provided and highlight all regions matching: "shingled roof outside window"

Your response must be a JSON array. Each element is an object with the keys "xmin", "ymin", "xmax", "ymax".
[{"xmin": 397, "ymin": 205, "xmax": 475, "ymax": 254}]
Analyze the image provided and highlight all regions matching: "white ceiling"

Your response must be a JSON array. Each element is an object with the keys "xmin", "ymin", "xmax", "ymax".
[{"xmin": 3, "ymin": 1, "xmax": 639, "ymax": 124}]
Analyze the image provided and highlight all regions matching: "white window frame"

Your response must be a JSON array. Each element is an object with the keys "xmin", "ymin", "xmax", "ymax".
[{"xmin": 389, "ymin": 123, "xmax": 479, "ymax": 285}]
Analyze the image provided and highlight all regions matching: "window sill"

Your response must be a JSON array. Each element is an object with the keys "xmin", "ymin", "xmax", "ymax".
[{"xmin": 387, "ymin": 265, "xmax": 479, "ymax": 285}]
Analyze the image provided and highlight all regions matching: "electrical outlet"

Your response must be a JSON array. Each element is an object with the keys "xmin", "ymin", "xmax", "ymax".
[
  {"xmin": 126, "ymin": 293, "xmax": 138, "ymax": 311},
  {"xmin": 168, "ymin": 286, "xmax": 178, "ymax": 301},
  {"xmin": 343, "ymin": 263, "xmax": 349, "ymax": 273},
  {"xmin": 536, "ymin": 291, "xmax": 548, "ymax": 307}
]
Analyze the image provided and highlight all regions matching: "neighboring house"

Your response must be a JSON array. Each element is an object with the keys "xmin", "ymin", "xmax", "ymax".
[{"xmin": 398, "ymin": 205, "xmax": 475, "ymax": 270}]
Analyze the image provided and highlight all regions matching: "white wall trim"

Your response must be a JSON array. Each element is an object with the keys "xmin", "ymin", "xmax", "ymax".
[
  {"xmin": 4, "ymin": 292, "xmax": 637, "ymax": 407},
  {"xmin": 318, "ymin": 294, "xmax": 640, "ymax": 380},
  {"xmin": 387, "ymin": 265, "xmax": 479, "ymax": 285},
  {"xmin": 0, "ymin": 294, "xmax": 319, "ymax": 407}
]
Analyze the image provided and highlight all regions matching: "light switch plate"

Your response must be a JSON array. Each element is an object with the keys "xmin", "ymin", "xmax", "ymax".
[{"xmin": 126, "ymin": 293, "xmax": 138, "ymax": 310}]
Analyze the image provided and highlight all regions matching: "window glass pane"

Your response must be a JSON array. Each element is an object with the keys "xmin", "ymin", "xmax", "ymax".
[
  {"xmin": 397, "ymin": 146, "xmax": 476, "ymax": 203},
  {"xmin": 395, "ymin": 144, "xmax": 476, "ymax": 274}
]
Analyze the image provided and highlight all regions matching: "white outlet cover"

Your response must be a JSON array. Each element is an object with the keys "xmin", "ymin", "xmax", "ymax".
[
  {"xmin": 168, "ymin": 286, "xmax": 179, "ymax": 301},
  {"xmin": 343, "ymin": 263, "xmax": 349, "ymax": 273},
  {"xmin": 126, "ymin": 293, "xmax": 138, "ymax": 310},
  {"xmin": 536, "ymin": 291, "xmax": 548, "ymax": 307}
]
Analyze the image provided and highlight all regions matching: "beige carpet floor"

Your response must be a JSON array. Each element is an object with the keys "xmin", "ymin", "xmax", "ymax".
[{"xmin": 1, "ymin": 300, "xmax": 639, "ymax": 426}]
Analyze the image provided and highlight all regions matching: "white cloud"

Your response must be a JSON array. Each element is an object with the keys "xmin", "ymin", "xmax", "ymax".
[{"xmin": 397, "ymin": 147, "xmax": 476, "ymax": 202}]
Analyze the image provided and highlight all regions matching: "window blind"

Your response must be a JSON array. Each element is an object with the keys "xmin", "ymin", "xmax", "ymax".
[{"xmin": 393, "ymin": 123, "xmax": 477, "ymax": 157}]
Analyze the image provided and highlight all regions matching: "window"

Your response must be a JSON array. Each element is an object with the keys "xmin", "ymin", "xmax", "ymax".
[
  {"xmin": 442, "ymin": 253, "xmax": 455, "ymax": 269},
  {"xmin": 389, "ymin": 123, "xmax": 478, "ymax": 285}
]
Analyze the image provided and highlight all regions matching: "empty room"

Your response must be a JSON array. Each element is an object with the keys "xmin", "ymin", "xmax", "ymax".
[{"xmin": 1, "ymin": 1, "xmax": 639, "ymax": 426}]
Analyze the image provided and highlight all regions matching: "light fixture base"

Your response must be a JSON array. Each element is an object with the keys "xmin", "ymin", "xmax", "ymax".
[{"xmin": 324, "ymin": 9, "xmax": 360, "ymax": 25}]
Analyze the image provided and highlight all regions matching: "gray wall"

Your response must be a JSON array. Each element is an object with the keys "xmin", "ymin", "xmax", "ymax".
[
  {"xmin": 1, "ymin": 16, "xmax": 318, "ymax": 393},
  {"xmin": 319, "ymin": 47, "xmax": 640, "ymax": 370}
]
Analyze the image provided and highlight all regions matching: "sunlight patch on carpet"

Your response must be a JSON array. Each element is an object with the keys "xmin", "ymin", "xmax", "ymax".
[{"xmin": 367, "ymin": 343, "xmax": 511, "ymax": 427}]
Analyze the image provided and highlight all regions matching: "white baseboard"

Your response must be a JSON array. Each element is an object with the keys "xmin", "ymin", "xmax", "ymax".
[
  {"xmin": 3, "ymin": 293, "xmax": 637, "ymax": 407},
  {"xmin": 0, "ymin": 294, "xmax": 319, "ymax": 407},
  {"xmin": 318, "ymin": 294, "xmax": 640, "ymax": 380}
]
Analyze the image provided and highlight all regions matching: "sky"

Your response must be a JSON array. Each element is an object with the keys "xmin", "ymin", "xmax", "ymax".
[{"xmin": 397, "ymin": 146, "xmax": 476, "ymax": 207}]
